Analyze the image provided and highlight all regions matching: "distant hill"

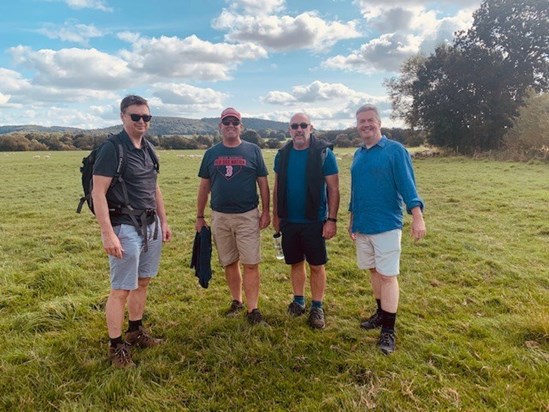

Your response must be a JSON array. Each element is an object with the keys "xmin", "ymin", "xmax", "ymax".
[{"xmin": 0, "ymin": 116, "xmax": 289, "ymax": 136}]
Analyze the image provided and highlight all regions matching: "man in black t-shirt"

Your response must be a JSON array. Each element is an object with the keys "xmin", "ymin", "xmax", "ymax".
[{"xmin": 92, "ymin": 95, "xmax": 172, "ymax": 368}]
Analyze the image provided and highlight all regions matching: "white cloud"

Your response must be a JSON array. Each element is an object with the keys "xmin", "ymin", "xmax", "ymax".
[
  {"xmin": 64, "ymin": 0, "xmax": 112, "ymax": 12},
  {"xmin": 322, "ymin": 2, "xmax": 476, "ymax": 74},
  {"xmin": 39, "ymin": 20, "xmax": 103, "ymax": 46},
  {"xmin": 152, "ymin": 83, "xmax": 227, "ymax": 105},
  {"xmin": 9, "ymin": 46, "xmax": 136, "ymax": 89},
  {"xmin": 213, "ymin": 11, "xmax": 361, "ymax": 52},
  {"xmin": 227, "ymin": 0, "xmax": 285, "ymax": 16},
  {"xmin": 119, "ymin": 34, "xmax": 268, "ymax": 81}
]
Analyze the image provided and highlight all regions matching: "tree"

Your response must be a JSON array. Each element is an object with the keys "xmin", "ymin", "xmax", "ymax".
[
  {"xmin": 504, "ymin": 91, "xmax": 549, "ymax": 158},
  {"xmin": 241, "ymin": 129, "xmax": 263, "ymax": 147},
  {"xmin": 386, "ymin": 0, "xmax": 548, "ymax": 153}
]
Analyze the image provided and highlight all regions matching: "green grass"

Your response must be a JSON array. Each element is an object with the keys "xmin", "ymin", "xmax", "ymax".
[{"xmin": 0, "ymin": 150, "xmax": 547, "ymax": 411}]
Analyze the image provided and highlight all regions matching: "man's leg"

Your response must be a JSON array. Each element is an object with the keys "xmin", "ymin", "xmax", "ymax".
[
  {"xmin": 379, "ymin": 274, "xmax": 399, "ymax": 314},
  {"xmin": 291, "ymin": 261, "xmax": 307, "ymax": 296},
  {"xmin": 106, "ymin": 289, "xmax": 130, "ymax": 339},
  {"xmin": 309, "ymin": 264, "xmax": 326, "ymax": 302},
  {"xmin": 127, "ymin": 277, "xmax": 150, "ymax": 322},
  {"xmin": 242, "ymin": 263, "xmax": 259, "ymax": 311},
  {"xmin": 225, "ymin": 261, "xmax": 243, "ymax": 303}
]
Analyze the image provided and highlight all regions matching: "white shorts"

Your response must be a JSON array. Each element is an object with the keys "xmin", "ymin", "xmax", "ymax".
[{"xmin": 355, "ymin": 229, "xmax": 402, "ymax": 276}]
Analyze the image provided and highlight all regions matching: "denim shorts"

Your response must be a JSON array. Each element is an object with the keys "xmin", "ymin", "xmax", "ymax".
[
  {"xmin": 108, "ymin": 217, "xmax": 162, "ymax": 290},
  {"xmin": 355, "ymin": 229, "xmax": 402, "ymax": 276}
]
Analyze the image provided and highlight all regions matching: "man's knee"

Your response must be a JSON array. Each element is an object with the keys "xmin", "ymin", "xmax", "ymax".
[
  {"xmin": 309, "ymin": 264, "xmax": 325, "ymax": 276},
  {"xmin": 109, "ymin": 289, "xmax": 130, "ymax": 301},
  {"xmin": 137, "ymin": 277, "xmax": 151, "ymax": 288},
  {"xmin": 378, "ymin": 273, "xmax": 398, "ymax": 284}
]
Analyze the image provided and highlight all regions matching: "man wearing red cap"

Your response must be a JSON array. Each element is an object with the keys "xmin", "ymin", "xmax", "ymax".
[{"xmin": 195, "ymin": 107, "xmax": 271, "ymax": 324}]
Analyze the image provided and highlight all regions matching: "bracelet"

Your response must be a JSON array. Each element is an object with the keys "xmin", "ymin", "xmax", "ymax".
[
  {"xmin": 196, "ymin": 216, "xmax": 205, "ymax": 219},
  {"xmin": 327, "ymin": 217, "xmax": 337, "ymax": 223}
]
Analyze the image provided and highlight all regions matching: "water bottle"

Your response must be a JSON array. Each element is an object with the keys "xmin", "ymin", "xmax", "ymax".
[{"xmin": 273, "ymin": 232, "xmax": 284, "ymax": 260}]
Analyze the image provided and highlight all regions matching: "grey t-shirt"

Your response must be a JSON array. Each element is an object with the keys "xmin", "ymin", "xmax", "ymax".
[
  {"xmin": 93, "ymin": 130, "xmax": 158, "ymax": 226},
  {"xmin": 198, "ymin": 140, "xmax": 268, "ymax": 213}
]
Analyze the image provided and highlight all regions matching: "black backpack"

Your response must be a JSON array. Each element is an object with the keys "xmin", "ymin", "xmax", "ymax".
[{"xmin": 76, "ymin": 133, "xmax": 159, "ymax": 215}]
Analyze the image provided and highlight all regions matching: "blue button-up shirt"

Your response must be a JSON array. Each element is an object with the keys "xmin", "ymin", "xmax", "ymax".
[{"xmin": 349, "ymin": 136, "xmax": 424, "ymax": 235}]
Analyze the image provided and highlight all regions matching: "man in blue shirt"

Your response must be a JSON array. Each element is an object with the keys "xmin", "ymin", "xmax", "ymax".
[
  {"xmin": 349, "ymin": 104, "xmax": 426, "ymax": 354},
  {"xmin": 273, "ymin": 113, "xmax": 339, "ymax": 329}
]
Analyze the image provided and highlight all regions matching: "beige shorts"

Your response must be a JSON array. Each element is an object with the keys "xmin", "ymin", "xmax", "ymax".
[
  {"xmin": 212, "ymin": 208, "xmax": 261, "ymax": 267},
  {"xmin": 355, "ymin": 229, "xmax": 402, "ymax": 276}
]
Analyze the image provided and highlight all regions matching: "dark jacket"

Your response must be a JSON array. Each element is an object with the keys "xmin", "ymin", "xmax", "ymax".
[
  {"xmin": 190, "ymin": 226, "xmax": 212, "ymax": 288},
  {"xmin": 276, "ymin": 134, "xmax": 333, "ymax": 221}
]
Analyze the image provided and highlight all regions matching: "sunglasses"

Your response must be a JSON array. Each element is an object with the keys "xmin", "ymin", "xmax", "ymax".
[
  {"xmin": 129, "ymin": 113, "xmax": 152, "ymax": 122},
  {"xmin": 222, "ymin": 119, "xmax": 241, "ymax": 126},
  {"xmin": 290, "ymin": 122, "xmax": 309, "ymax": 130}
]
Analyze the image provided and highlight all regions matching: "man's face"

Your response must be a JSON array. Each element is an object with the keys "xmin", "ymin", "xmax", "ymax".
[
  {"xmin": 219, "ymin": 116, "xmax": 242, "ymax": 139},
  {"xmin": 356, "ymin": 110, "xmax": 381, "ymax": 141},
  {"xmin": 121, "ymin": 104, "xmax": 151, "ymax": 138},
  {"xmin": 289, "ymin": 114, "xmax": 312, "ymax": 149}
]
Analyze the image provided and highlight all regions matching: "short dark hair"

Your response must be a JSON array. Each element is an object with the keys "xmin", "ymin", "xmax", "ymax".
[{"xmin": 120, "ymin": 95, "xmax": 149, "ymax": 113}]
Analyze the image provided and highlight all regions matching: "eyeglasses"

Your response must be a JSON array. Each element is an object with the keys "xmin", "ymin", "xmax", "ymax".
[
  {"xmin": 222, "ymin": 119, "xmax": 241, "ymax": 126},
  {"xmin": 290, "ymin": 123, "xmax": 309, "ymax": 130},
  {"xmin": 129, "ymin": 113, "xmax": 152, "ymax": 122}
]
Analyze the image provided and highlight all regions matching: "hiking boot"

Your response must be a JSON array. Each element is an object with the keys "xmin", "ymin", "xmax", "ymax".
[
  {"xmin": 308, "ymin": 307, "xmax": 325, "ymax": 329},
  {"xmin": 379, "ymin": 332, "xmax": 396, "ymax": 355},
  {"xmin": 246, "ymin": 308, "xmax": 265, "ymax": 325},
  {"xmin": 287, "ymin": 301, "xmax": 306, "ymax": 317},
  {"xmin": 226, "ymin": 300, "xmax": 244, "ymax": 317},
  {"xmin": 108, "ymin": 342, "xmax": 135, "ymax": 368},
  {"xmin": 125, "ymin": 326, "xmax": 162, "ymax": 349},
  {"xmin": 360, "ymin": 311, "xmax": 383, "ymax": 330}
]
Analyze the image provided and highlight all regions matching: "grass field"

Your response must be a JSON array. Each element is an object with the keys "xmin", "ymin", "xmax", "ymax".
[{"xmin": 0, "ymin": 149, "xmax": 547, "ymax": 411}]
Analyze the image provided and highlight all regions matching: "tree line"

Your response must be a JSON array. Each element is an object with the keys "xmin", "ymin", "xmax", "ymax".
[{"xmin": 0, "ymin": 127, "xmax": 422, "ymax": 152}]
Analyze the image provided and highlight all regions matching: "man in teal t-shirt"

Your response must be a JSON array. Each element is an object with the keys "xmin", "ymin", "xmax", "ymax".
[{"xmin": 273, "ymin": 113, "xmax": 339, "ymax": 329}]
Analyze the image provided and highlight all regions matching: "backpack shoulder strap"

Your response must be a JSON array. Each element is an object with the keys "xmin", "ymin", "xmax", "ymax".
[{"xmin": 144, "ymin": 139, "xmax": 160, "ymax": 173}]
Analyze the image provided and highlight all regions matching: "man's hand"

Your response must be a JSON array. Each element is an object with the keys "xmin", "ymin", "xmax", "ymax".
[
  {"xmin": 102, "ymin": 230, "xmax": 124, "ymax": 258},
  {"xmin": 322, "ymin": 220, "xmax": 337, "ymax": 239},
  {"xmin": 259, "ymin": 210, "xmax": 271, "ymax": 230}
]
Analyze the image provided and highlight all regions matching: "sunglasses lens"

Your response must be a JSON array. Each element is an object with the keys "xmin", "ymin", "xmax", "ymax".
[
  {"xmin": 291, "ymin": 123, "xmax": 309, "ymax": 129},
  {"xmin": 222, "ymin": 120, "xmax": 240, "ymax": 126},
  {"xmin": 130, "ymin": 114, "xmax": 152, "ymax": 122}
]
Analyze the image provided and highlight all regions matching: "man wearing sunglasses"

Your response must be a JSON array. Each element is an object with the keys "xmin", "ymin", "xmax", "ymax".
[
  {"xmin": 349, "ymin": 104, "xmax": 426, "ymax": 354},
  {"xmin": 273, "ymin": 113, "xmax": 340, "ymax": 329},
  {"xmin": 92, "ymin": 95, "xmax": 172, "ymax": 368},
  {"xmin": 196, "ymin": 107, "xmax": 271, "ymax": 325}
]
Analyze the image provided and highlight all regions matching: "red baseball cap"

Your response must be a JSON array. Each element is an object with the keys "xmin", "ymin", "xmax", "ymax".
[{"xmin": 220, "ymin": 107, "xmax": 241, "ymax": 121}]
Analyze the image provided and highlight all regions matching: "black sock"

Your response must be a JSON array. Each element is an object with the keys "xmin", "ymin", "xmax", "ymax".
[
  {"xmin": 128, "ymin": 319, "xmax": 142, "ymax": 332},
  {"xmin": 110, "ymin": 336, "xmax": 123, "ymax": 348},
  {"xmin": 380, "ymin": 310, "xmax": 397, "ymax": 333},
  {"xmin": 376, "ymin": 299, "xmax": 382, "ymax": 313}
]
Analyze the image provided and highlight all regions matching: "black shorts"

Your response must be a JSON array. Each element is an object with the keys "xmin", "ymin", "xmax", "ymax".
[{"xmin": 280, "ymin": 221, "xmax": 327, "ymax": 265}]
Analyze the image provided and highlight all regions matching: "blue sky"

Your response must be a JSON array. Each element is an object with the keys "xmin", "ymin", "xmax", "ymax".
[{"xmin": 0, "ymin": 0, "xmax": 482, "ymax": 130}]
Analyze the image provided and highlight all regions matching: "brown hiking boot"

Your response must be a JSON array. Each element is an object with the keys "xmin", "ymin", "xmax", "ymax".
[
  {"xmin": 108, "ymin": 342, "xmax": 135, "ymax": 368},
  {"xmin": 225, "ymin": 300, "xmax": 244, "ymax": 317},
  {"xmin": 125, "ymin": 326, "xmax": 162, "ymax": 348},
  {"xmin": 308, "ymin": 307, "xmax": 326, "ymax": 329}
]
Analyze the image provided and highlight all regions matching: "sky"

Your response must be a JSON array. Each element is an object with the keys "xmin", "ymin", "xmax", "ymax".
[{"xmin": 0, "ymin": 0, "xmax": 482, "ymax": 130}]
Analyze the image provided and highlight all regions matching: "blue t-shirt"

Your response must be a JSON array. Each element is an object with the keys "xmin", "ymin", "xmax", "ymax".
[
  {"xmin": 198, "ymin": 140, "xmax": 268, "ymax": 213},
  {"xmin": 349, "ymin": 136, "xmax": 423, "ymax": 235},
  {"xmin": 274, "ymin": 147, "xmax": 338, "ymax": 223}
]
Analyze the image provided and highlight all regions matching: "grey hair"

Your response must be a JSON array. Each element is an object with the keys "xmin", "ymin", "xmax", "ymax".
[
  {"xmin": 355, "ymin": 104, "xmax": 381, "ymax": 122},
  {"xmin": 120, "ymin": 95, "xmax": 149, "ymax": 113}
]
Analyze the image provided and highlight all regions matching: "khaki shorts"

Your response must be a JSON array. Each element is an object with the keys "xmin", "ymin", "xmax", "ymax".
[
  {"xmin": 355, "ymin": 229, "xmax": 402, "ymax": 276},
  {"xmin": 212, "ymin": 208, "xmax": 261, "ymax": 267}
]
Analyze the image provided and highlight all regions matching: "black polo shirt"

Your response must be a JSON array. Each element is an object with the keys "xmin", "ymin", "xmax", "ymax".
[{"xmin": 93, "ymin": 129, "xmax": 158, "ymax": 226}]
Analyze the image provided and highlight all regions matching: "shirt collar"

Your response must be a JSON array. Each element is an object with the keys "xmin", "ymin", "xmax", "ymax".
[{"xmin": 360, "ymin": 135, "xmax": 387, "ymax": 150}]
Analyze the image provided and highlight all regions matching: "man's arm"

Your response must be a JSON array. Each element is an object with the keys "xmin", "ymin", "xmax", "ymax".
[
  {"xmin": 155, "ymin": 183, "xmax": 172, "ymax": 242},
  {"xmin": 257, "ymin": 176, "xmax": 270, "ymax": 230},
  {"xmin": 195, "ymin": 178, "xmax": 211, "ymax": 232},
  {"xmin": 323, "ymin": 173, "xmax": 340, "ymax": 239},
  {"xmin": 91, "ymin": 175, "xmax": 123, "ymax": 258}
]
